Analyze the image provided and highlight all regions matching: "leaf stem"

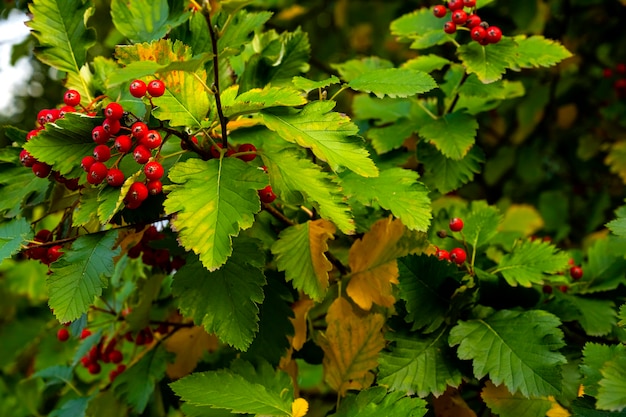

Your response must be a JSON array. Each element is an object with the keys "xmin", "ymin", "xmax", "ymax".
[
  {"xmin": 329, "ymin": 85, "xmax": 349, "ymax": 102},
  {"xmin": 207, "ymin": 18, "xmax": 229, "ymax": 148},
  {"xmin": 415, "ymin": 99, "xmax": 439, "ymax": 120},
  {"xmin": 445, "ymin": 71, "xmax": 469, "ymax": 115}
]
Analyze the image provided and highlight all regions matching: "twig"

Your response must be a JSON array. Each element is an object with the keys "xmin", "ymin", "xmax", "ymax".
[{"xmin": 206, "ymin": 18, "xmax": 229, "ymax": 148}]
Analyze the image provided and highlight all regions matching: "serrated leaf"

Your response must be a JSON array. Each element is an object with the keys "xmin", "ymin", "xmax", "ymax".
[
  {"xmin": 481, "ymin": 381, "xmax": 552, "ymax": 417},
  {"xmin": 607, "ymin": 217, "xmax": 626, "ymax": 237},
  {"xmin": 47, "ymin": 231, "xmax": 120, "ymax": 323},
  {"xmin": 292, "ymin": 75, "xmax": 340, "ymax": 92},
  {"xmin": 597, "ymin": 356, "xmax": 626, "ymax": 412},
  {"xmin": 581, "ymin": 343, "xmax": 626, "ymax": 398},
  {"xmin": 582, "ymin": 238, "xmax": 626, "ymax": 293},
  {"xmin": 512, "ymin": 35, "xmax": 573, "ymax": 69},
  {"xmin": 341, "ymin": 169, "xmax": 431, "ymax": 231},
  {"xmin": 111, "ymin": 0, "xmax": 190, "ymax": 43},
  {"xmin": 49, "ymin": 397, "xmax": 92, "ymax": 417},
  {"xmin": 26, "ymin": 0, "xmax": 96, "ymax": 87},
  {"xmin": 317, "ymin": 297, "xmax": 385, "ymax": 396},
  {"xmin": 328, "ymin": 386, "xmax": 428, "ymax": 417},
  {"xmin": 463, "ymin": 200, "xmax": 502, "ymax": 250},
  {"xmin": 418, "ymin": 142, "xmax": 485, "ymax": 193},
  {"xmin": 619, "ymin": 303, "xmax": 626, "ymax": 326},
  {"xmin": 32, "ymin": 365, "xmax": 73, "ymax": 387},
  {"xmin": 347, "ymin": 217, "xmax": 429, "ymax": 310},
  {"xmin": 170, "ymin": 360, "xmax": 294, "ymax": 416},
  {"xmin": 164, "ymin": 157, "xmax": 267, "ymax": 271},
  {"xmin": 261, "ymin": 101, "xmax": 379, "ymax": 177},
  {"xmin": 348, "ymin": 68, "xmax": 437, "ymax": 99},
  {"xmin": 572, "ymin": 396, "xmax": 626, "ymax": 417},
  {"xmin": 419, "ymin": 112, "xmax": 478, "ymax": 160},
  {"xmin": 0, "ymin": 167, "xmax": 50, "ymax": 217},
  {"xmin": 113, "ymin": 346, "xmax": 169, "ymax": 413},
  {"xmin": 367, "ymin": 118, "xmax": 415, "ymax": 154},
  {"xmin": 172, "ymin": 246, "xmax": 266, "ymax": 351},
  {"xmin": 550, "ymin": 294, "xmax": 616, "ymax": 337},
  {"xmin": 457, "ymin": 38, "xmax": 519, "ymax": 83},
  {"xmin": 217, "ymin": 10, "xmax": 274, "ymax": 57},
  {"xmin": 331, "ymin": 57, "xmax": 394, "ymax": 81},
  {"xmin": 72, "ymin": 187, "xmax": 99, "ymax": 227},
  {"xmin": 24, "ymin": 113, "xmax": 99, "ymax": 178},
  {"xmin": 271, "ymin": 220, "xmax": 336, "ymax": 302},
  {"xmin": 402, "ymin": 54, "xmax": 451, "ymax": 73},
  {"xmin": 260, "ymin": 143, "xmax": 354, "ymax": 233},
  {"xmin": 0, "ymin": 218, "xmax": 31, "ymax": 262},
  {"xmin": 449, "ymin": 309, "xmax": 566, "ymax": 397},
  {"xmin": 379, "ymin": 328, "xmax": 463, "ymax": 397},
  {"xmin": 390, "ymin": 8, "xmax": 454, "ymax": 50},
  {"xmin": 222, "ymin": 86, "xmax": 307, "ymax": 118},
  {"xmin": 353, "ymin": 96, "xmax": 411, "ymax": 124},
  {"xmin": 106, "ymin": 53, "xmax": 213, "ymax": 86},
  {"xmin": 494, "ymin": 240, "xmax": 570, "ymax": 287},
  {"xmin": 397, "ymin": 254, "xmax": 461, "ymax": 333},
  {"xmin": 164, "ymin": 326, "xmax": 219, "ymax": 379}
]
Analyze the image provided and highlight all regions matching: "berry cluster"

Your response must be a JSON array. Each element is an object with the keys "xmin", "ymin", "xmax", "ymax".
[
  {"xmin": 602, "ymin": 63, "xmax": 626, "ymax": 98},
  {"xmin": 127, "ymin": 225, "xmax": 186, "ymax": 272},
  {"xmin": 433, "ymin": 0, "xmax": 503, "ymax": 45},
  {"xmin": 24, "ymin": 229, "xmax": 64, "ymax": 267},
  {"xmin": 434, "ymin": 217, "xmax": 467, "ymax": 265}
]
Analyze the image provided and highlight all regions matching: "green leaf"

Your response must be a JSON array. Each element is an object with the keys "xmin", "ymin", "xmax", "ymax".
[
  {"xmin": 449, "ymin": 309, "xmax": 566, "ymax": 397},
  {"xmin": 111, "ymin": 0, "xmax": 190, "ymax": 43},
  {"xmin": 494, "ymin": 240, "xmax": 571, "ymax": 287},
  {"xmin": 367, "ymin": 118, "xmax": 415, "ymax": 155},
  {"xmin": 332, "ymin": 57, "xmax": 394, "ymax": 81},
  {"xmin": 0, "ymin": 218, "xmax": 31, "ymax": 262},
  {"xmin": 378, "ymin": 328, "xmax": 463, "ymax": 397},
  {"xmin": 24, "ymin": 113, "xmax": 99, "ymax": 178},
  {"xmin": 113, "ymin": 346, "xmax": 169, "ymax": 413},
  {"xmin": 170, "ymin": 360, "xmax": 294, "ymax": 416},
  {"xmin": 26, "ymin": 0, "xmax": 96, "ymax": 85},
  {"xmin": 172, "ymin": 245, "xmax": 266, "ymax": 350},
  {"xmin": 512, "ymin": 35, "xmax": 573, "ymax": 69},
  {"xmin": 418, "ymin": 142, "xmax": 485, "ymax": 194},
  {"xmin": 619, "ymin": 303, "xmax": 626, "ymax": 327},
  {"xmin": 261, "ymin": 101, "xmax": 379, "ymax": 177},
  {"xmin": 549, "ymin": 294, "xmax": 616, "ymax": 337},
  {"xmin": 597, "ymin": 355, "xmax": 626, "ymax": 412},
  {"xmin": 419, "ymin": 112, "xmax": 478, "ymax": 160},
  {"xmin": 340, "ymin": 168, "xmax": 431, "ymax": 231},
  {"xmin": 402, "ymin": 54, "xmax": 451, "ymax": 73},
  {"xmin": 164, "ymin": 157, "xmax": 267, "ymax": 271},
  {"xmin": 222, "ymin": 85, "xmax": 307, "ymax": 118},
  {"xmin": 217, "ymin": 10, "xmax": 273, "ymax": 57},
  {"xmin": 582, "ymin": 238, "xmax": 626, "ymax": 293},
  {"xmin": 353, "ymin": 96, "xmax": 411, "ymax": 124},
  {"xmin": 348, "ymin": 68, "xmax": 437, "ymax": 99},
  {"xmin": 106, "ymin": 53, "xmax": 213, "ymax": 86},
  {"xmin": 260, "ymin": 142, "xmax": 354, "ymax": 234},
  {"xmin": 397, "ymin": 254, "xmax": 461, "ymax": 333},
  {"xmin": 390, "ymin": 8, "xmax": 455, "ymax": 50},
  {"xmin": 463, "ymin": 200, "xmax": 502, "ymax": 250},
  {"xmin": 572, "ymin": 396, "xmax": 626, "ymax": 417},
  {"xmin": 292, "ymin": 75, "xmax": 340, "ymax": 92},
  {"xmin": 72, "ymin": 187, "xmax": 100, "ymax": 227},
  {"xmin": 328, "ymin": 386, "xmax": 428, "ymax": 417},
  {"xmin": 49, "ymin": 397, "xmax": 92, "ymax": 417},
  {"xmin": 457, "ymin": 38, "xmax": 519, "ymax": 83},
  {"xmin": 47, "ymin": 230, "xmax": 120, "ymax": 323},
  {"xmin": 481, "ymin": 381, "xmax": 552, "ymax": 417},
  {"xmin": 581, "ymin": 343, "xmax": 626, "ymax": 398},
  {"xmin": 0, "ymin": 167, "xmax": 50, "ymax": 217}
]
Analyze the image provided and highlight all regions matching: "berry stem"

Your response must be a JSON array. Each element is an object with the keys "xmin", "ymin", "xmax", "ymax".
[
  {"xmin": 445, "ymin": 71, "xmax": 469, "ymax": 114},
  {"xmin": 206, "ymin": 17, "xmax": 229, "ymax": 149}
]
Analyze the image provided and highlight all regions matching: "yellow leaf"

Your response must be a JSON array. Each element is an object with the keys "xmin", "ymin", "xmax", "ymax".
[
  {"xmin": 164, "ymin": 326, "xmax": 219, "ymax": 379},
  {"xmin": 291, "ymin": 398, "xmax": 309, "ymax": 417},
  {"xmin": 317, "ymin": 297, "xmax": 385, "ymax": 396},
  {"xmin": 432, "ymin": 387, "xmax": 477, "ymax": 417},
  {"xmin": 606, "ymin": 141, "xmax": 626, "ymax": 184},
  {"xmin": 546, "ymin": 396, "xmax": 571, "ymax": 417},
  {"xmin": 290, "ymin": 298, "xmax": 315, "ymax": 351},
  {"xmin": 309, "ymin": 219, "xmax": 337, "ymax": 293},
  {"xmin": 499, "ymin": 204, "xmax": 545, "ymax": 236},
  {"xmin": 347, "ymin": 217, "xmax": 428, "ymax": 310}
]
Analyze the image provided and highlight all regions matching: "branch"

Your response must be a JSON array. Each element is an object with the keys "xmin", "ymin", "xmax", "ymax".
[{"xmin": 206, "ymin": 17, "xmax": 229, "ymax": 148}]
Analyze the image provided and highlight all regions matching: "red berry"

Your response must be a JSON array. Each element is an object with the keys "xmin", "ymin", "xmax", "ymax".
[
  {"xmin": 133, "ymin": 145, "xmax": 151, "ymax": 164},
  {"xmin": 258, "ymin": 185, "xmax": 276, "ymax": 203},
  {"xmin": 559, "ymin": 285, "xmax": 568, "ymax": 293},
  {"xmin": 87, "ymin": 162, "xmax": 108, "ymax": 185},
  {"xmin": 81, "ymin": 155, "xmax": 96, "ymax": 172},
  {"xmin": 93, "ymin": 144, "xmax": 111, "ymax": 162},
  {"xmin": 450, "ymin": 247, "xmax": 467, "ymax": 265},
  {"xmin": 37, "ymin": 109, "xmax": 49, "ymax": 126},
  {"xmin": 210, "ymin": 143, "xmax": 223, "ymax": 158},
  {"xmin": 57, "ymin": 328, "xmax": 70, "ymax": 342},
  {"xmin": 35, "ymin": 229, "xmax": 53, "ymax": 242},
  {"xmin": 465, "ymin": 14, "xmax": 481, "ymax": 28},
  {"xmin": 126, "ymin": 182, "xmax": 149, "ymax": 204},
  {"xmin": 542, "ymin": 285, "xmax": 553, "ymax": 294},
  {"xmin": 181, "ymin": 135, "xmax": 199, "ymax": 150},
  {"xmin": 108, "ymin": 350, "xmax": 123, "ymax": 364},
  {"xmin": 449, "ymin": 217, "xmax": 464, "ymax": 232},
  {"xmin": 20, "ymin": 149, "xmax": 36, "ymax": 167},
  {"xmin": 92, "ymin": 126, "xmax": 110, "ymax": 144},
  {"xmin": 129, "ymin": 79, "xmax": 147, "ymax": 98},
  {"xmin": 617, "ymin": 63, "xmax": 626, "ymax": 74},
  {"xmin": 81, "ymin": 329, "xmax": 92, "ymax": 339},
  {"xmin": 63, "ymin": 89, "xmax": 81, "ymax": 107},
  {"xmin": 106, "ymin": 168, "xmax": 125, "ymax": 187},
  {"xmin": 237, "ymin": 143, "xmax": 257, "ymax": 162},
  {"xmin": 463, "ymin": 0, "xmax": 476, "ymax": 6},
  {"xmin": 451, "ymin": 10, "xmax": 468, "ymax": 25},
  {"xmin": 26, "ymin": 128, "xmax": 41, "ymax": 141},
  {"xmin": 144, "ymin": 161, "xmax": 164, "ymax": 180},
  {"xmin": 144, "ymin": 130, "xmax": 162, "ymax": 149},
  {"xmin": 114, "ymin": 135, "xmax": 133, "ymax": 153},
  {"xmin": 470, "ymin": 26, "xmax": 487, "ymax": 42},
  {"xmin": 436, "ymin": 249, "xmax": 450, "ymax": 261},
  {"xmin": 570, "ymin": 266, "xmax": 583, "ymax": 280},
  {"xmin": 131, "ymin": 122, "xmax": 149, "ymax": 139},
  {"xmin": 88, "ymin": 362, "xmax": 101, "ymax": 375},
  {"xmin": 147, "ymin": 79, "xmax": 166, "ymax": 97},
  {"xmin": 32, "ymin": 162, "xmax": 51, "ymax": 178},
  {"xmin": 447, "ymin": 0, "xmax": 463, "ymax": 11},
  {"xmin": 147, "ymin": 179, "xmax": 163, "ymax": 195},
  {"xmin": 433, "ymin": 5, "xmax": 447, "ymax": 18},
  {"xmin": 104, "ymin": 102, "xmax": 124, "ymax": 120},
  {"xmin": 102, "ymin": 118, "xmax": 121, "ymax": 135},
  {"xmin": 485, "ymin": 26, "xmax": 502, "ymax": 44},
  {"xmin": 45, "ymin": 109, "xmax": 60, "ymax": 124},
  {"xmin": 443, "ymin": 21, "xmax": 457, "ymax": 34},
  {"xmin": 59, "ymin": 105, "xmax": 76, "ymax": 117},
  {"xmin": 614, "ymin": 79, "xmax": 626, "ymax": 92},
  {"xmin": 46, "ymin": 245, "xmax": 63, "ymax": 263},
  {"xmin": 602, "ymin": 68, "xmax": 613, "ymax": 78}
]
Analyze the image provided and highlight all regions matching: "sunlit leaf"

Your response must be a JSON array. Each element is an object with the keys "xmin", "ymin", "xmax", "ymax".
[
  {"xmin": 0, "ymin": 218, "xmax": 32, "ymax": 262},
  {"xmin": 597, "ymin": 355, "xmax": 626, "ymax": 412},
  {"xmin": 348, "ymin": 68, "xmax": 437, "ymax": 99},
  {"xmin": 495, "ymin": 240, "xmax": 570, "ymax": 287},
  {"xmin": 328, "ymin": 386, "xmax": 428, "ymax": 417},
  {"xmin": 164, "ymin": 326, "xmax": 220, "ymax": 379},
  {"xmin": 111, "ymin": 0, "xmax": 190, "ymax": 43},
  {"xmin": 419, "ymin": 112, "xmax": 478, "ymax": 160},
  {"xmin": 512, "ymin": 35, "xmax": 573, "ymax": 69},
  {"xmin": 457, "ymin": 38, "xmax": 519, "ymax": 84}
]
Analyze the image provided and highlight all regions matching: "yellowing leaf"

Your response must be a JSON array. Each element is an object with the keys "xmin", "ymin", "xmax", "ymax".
[
  {"xmin": 317, "ymin": 297, "xmax": 385, "ymax": 396},
  {"xmin": 499, "ymin": 204, "xmax": 545, "ymax": 236},
  {"xmin": 164, "ymin": 326, "xmax": 219, "ymax": 379},
  {"xmin": 546, "ymin": 396, "xmax": 571, "ymax": 417},
  {"xmin": 291, "ymin": 398, "xmax": 309, "ymax": 417},
  {"xmin": 290, "ymin": 298, "xmax": 315, "ymax": 351},
  {"xmin": 481, "ymin": 381, "xmax": 553, "ymax": 417},
  {"xmin": 431, "ymin": 387, "xmax": 477, "ymax": 417},
  {"xmin": 605, "ymin": 141, "xmax": 626, "ymax": 184},
  {"xmin": 347, "ymin": 217, "xmax": 428, "ymax": 310}
]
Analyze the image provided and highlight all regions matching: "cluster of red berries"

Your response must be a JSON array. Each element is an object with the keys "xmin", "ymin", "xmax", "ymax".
[
  {"xmin": 127, "ymin": 225, "xmax": 186, "ymax": 272},
  {"xmin": 434, "ymin": 217, "xmax": 467, "ymax": 265},
  {"xmin": 23, "ymin": 229, "xmax": 63, "ymax": 266},
  {"xmin": 542, "ymin": 259, "xmax": 584, "ymax": 295},
  {"xmin": 433, "ymin": 0, "xmax": 503, "ymax": 45},
  {"xmin": 602, "ymin": 63, "xmax": 626, "ymax": 98}
]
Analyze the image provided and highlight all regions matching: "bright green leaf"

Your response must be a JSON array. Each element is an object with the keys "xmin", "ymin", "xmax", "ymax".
[
  {"xmin": 572, "ymin": 396, "xmax": 626, "ymax": 417},
  {"xmin": 328, "ymin": 386, "xmax": 428, "ymax": 417},
  {"xmin": 457, "ymin": 38, "xmax": 519, "ymax": 84},
  {"xmin": 164, "ymin": 157, "xmax": 267, "ymax": 271},
  {"xmin": 0, "ymin": 218, "xmax": 31, "ymax": 262},
  {"xmin": 512, "ymin": 35, "xmax": 573, "ymax": 69},
  {"xmin": 419, "ymin": 111, "xmax": 478, "ymax": 160},
  {"xmin": 348, "ymin": 68, "xmax": 437, "ymax": 99},
  {"xmin": 582, "ymin": 238, "xmax": 626, "ymax": 293},
  {"xmin": 47, "ymin": 231, "xmax": 120, "ymax": 323},
  {"xmin": 261, "ymin": 101, "xmax": 379, "ymax": 177},
  {"xmin": 619, "ymin": 303, "xmax": 626, "ymax": 327},
  {"xmin": 598, "ymin": 355, "xmax": 626, "ymax": 412},
  {"xmin": 367, "ymin": 118, "xmax": 415, "ymax": 155},
  {"xmin": 581, "ymin": 343, "xmax": 626, "ymax": 398},
  {"xmin": 217, "ymin": 10, "xmax": 273, "ymax": 57},
  {"xmin": 353, "ymin": 96, "xmax": 411, "ymax": 124},
  {"xmin": 418, "ymin": 142, "xmax": 485, "ymax": 194},
  {"xmin": 607, "ymin": 217, "xmax": 626, "ymax": 237},
  {"xmin": 111, "ymin": 0, "xmax": 190, "ymax": 43},
  {"xmin": 463, "ymin": 200, "xmax": 502, "ymax": 250},
  {"xmin": 550, "ymin": 294, "xmax": 616, "ymax": 337},
  {"xmin": 390, "ymin": 8, "xmax": 454, "ymax": 50},
  {"xmin": 402, "ymin": 54, "xmax": 451, "ymax": 73},
  {"xmin": 292, "ymin": 75, "xmax": 340, "ymax": 92},
  {"xmin": 222, "ymin": 85, "xmax": 307, "ymax": 118},
  {"xmin": 331, "ymin": 57, "xmax": 393, "ymax": 81},
  {"xmin": 449, "ymin": 309, "xmax": 566, "ymax": 397}
]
